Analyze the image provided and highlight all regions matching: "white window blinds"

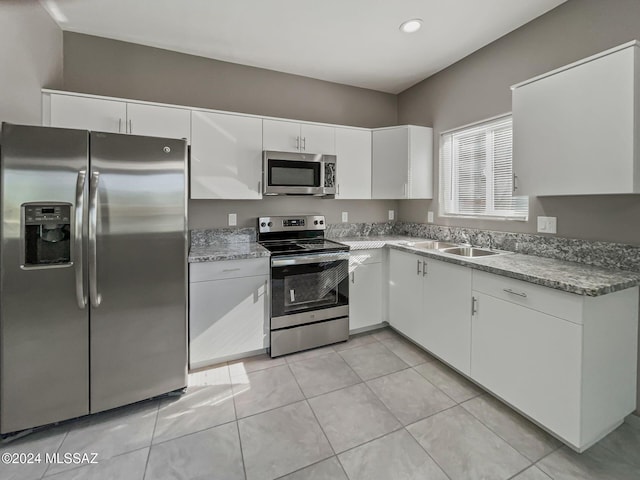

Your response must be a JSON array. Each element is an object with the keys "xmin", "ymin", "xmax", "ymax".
[{"xmin": 440, "ymin": 115, "xmax": 528, "ymax": 220}]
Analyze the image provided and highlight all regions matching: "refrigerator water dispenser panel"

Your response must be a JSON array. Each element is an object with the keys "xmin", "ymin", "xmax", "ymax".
[{"xmin": 22, "ymin": 203, "xmax": 72, "ymax": 267}]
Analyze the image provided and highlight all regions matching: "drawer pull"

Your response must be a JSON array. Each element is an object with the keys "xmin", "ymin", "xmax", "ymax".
[
  {"xmin": 503, "ymin": 288, "xmax": 527, "ymax": 298},
  {"xmin": 222, "ymin": 268, "xmax": 242, "ymax": 272}
]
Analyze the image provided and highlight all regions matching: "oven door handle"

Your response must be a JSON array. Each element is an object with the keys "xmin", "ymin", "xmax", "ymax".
[{"xmin": 271, "ymin": 252, "xmax": 350, "ymax": 267}]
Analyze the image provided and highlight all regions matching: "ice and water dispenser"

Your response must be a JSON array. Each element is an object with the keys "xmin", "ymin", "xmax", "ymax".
[{"xmin": 22, "ymin": 203, "xmax": 72, "ymax": 267}]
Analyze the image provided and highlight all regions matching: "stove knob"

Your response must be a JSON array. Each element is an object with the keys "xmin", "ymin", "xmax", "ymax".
[
  {"xmin": 314, "ymin": 220, "xmax": 319, "ymax": 225},
  {"xmin": 260, "ymin": 222, "xmax": 266, "ymax": 227},
  {"xmin": 268, "ymin": 222, "xmax": 273, "ymax": 227},
  {"xmin": 319, "ymin": 220, "xmax": 324, "ymax": 225}
]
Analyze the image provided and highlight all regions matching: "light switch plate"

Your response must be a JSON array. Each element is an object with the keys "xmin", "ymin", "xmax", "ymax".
[
  {"xmin": 537, "ymin": 216, "xmax": 557, "ymax": 234},
  {"xmin": 228, "ymin": 213, "xmax": 237, "ymax": 226},
  {"xmin": 427, "ymin": 211, "xmax": 434, "ymax": 223},
  {"xmin": 388, "ymin": 210, "xmax": 395, "ymax": 221},
  {"xmin": 341, "ymin": 211, "xmax": 348, "ymax": 223}
]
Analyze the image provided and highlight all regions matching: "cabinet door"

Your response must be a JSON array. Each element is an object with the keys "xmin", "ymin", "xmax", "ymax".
[
  {"xmin": 189, "ymin": 275, "xmax": 269, "ymax": 369},
  {"xmin": 300, "ymin": 124, "xmax": 335, "ymax": 154},
  {"xmin": 512, "ymin": 45, "xmax": 636, "ymax": 195},
  {"xmin": 263, "ymin": 119, "xmax": 301, "ymax": 152},
  {"xmin": 126, "ymin": 103, "xmax": 191, "ymax": 141},
  {"xmin": 335, "ymin": 128, "xmax": 372, "ymax": 199},
  {"xmin": 408, "ymin": 126, "xmax": 433, "ymax": 199},
  {"xmin": 388, "ymin": 250, "xmax": 422, "ymax": 339},
  {"xmin": 420, "ymin": 259, "xmax": 472, "ymax": 374},
  {"xmin": 349, "ymin": 261, "xmax": 382, "ymax": 331},
  {"xmin": 191, "ymin": 111, "xmax": 263, "ymax": 199},
  {"xmin": 50, "ymin": 94, "xmax": 126, "ymax": 133},
  {"xmin": 471, "ymin": 292, "xmax": 582, "ymax": 444},
  {"xmin": 372, "ymin": 128, "xmax": 408, "ymax": 199}
]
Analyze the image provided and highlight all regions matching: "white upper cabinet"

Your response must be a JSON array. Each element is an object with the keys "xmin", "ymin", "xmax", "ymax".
[
  {"xmin": 46, "ymin": 93, "xmax": 191, "ymax": 141},
  {"xmin": 190, "ymin": 111, "xmax": 263, "ymax": 199},
  {"xmin": 512, "ymin": 41, "xmax": 640, "ymax": 196},
  {"xmin": 263, "ymin": 119, "xmax": 335, "ymax": 154},
  {"xmin": 372, "ymin": 125, "xmax": 433, "ymax": 199},
  {"xmin": 335, "ymin": 127, "xmax": 372, "ymax": 199},
  {"xmin": 126, "ymin": 103, "xmax": 191, "ymax": 141},
  {"xmin": 49, "ymin": 94, "xmax": 126, "ymax": 133}
]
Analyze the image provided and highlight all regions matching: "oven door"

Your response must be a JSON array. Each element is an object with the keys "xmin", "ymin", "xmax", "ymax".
[
  {"xmin": 270, "ymin": 252, "xmax": 349, "ymax": 329},
  {"xmin": 263, "ymin": 151, "xmax": 324, "ymax": 195}
]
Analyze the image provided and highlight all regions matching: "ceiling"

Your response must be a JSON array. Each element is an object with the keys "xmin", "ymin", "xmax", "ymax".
[{"xmin": 41, "ymin": 0, "xmax": 566, "ymax": 94}]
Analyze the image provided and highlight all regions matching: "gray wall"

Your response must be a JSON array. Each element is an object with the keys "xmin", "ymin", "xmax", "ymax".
[
  {"xmin": 0, "ymin": 0, "xmax": 63, "ymax": 126},
  {"xmin": 397, "ymin": 0, "xmax": 640, "ymax": 246},
  {"xmin": 62, "ymin": 32, "xmax": 399, "ymax": 228}
]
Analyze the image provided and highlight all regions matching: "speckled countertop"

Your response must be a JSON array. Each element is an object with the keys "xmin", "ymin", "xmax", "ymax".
[
  {"xmin": 331, "ymin": 236, "xmax": 640, "ymax": 297},
  {"xmin": 189, "ymin": 241, "xmax": 270, "ymax": 263}
]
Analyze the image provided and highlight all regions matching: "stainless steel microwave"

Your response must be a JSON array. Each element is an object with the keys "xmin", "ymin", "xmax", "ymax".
[{"xmin": 263, "ymin": 151, "xmax": 336, "ymax": 196}]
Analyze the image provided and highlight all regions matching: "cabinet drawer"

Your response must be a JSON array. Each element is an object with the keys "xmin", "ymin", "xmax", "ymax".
[
  {"xmin": 190, "ymin": 258, "xmax": 269, "ymax": 283},
  {"xmin": 349, "ymin": 249, "xmax": 382, "ymax": 266},
  {"xmin": 472, "ymin": 270, "xmax": 583, "ymax": 324}
]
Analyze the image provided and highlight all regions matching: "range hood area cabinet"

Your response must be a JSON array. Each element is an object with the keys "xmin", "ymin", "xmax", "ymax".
[
  {"xmin": 512, "ymin": 41, "xmax": 640, "ymax": 196},
  {"xmin": 263, "ymin": 119, "xmax": 335, "ymax": 154},
  {"xmin": 371, "ymin": 125, "xmax": 433, "ymax": 199},
  {"xmin": 42, "ymin": 91, "xmax": 191, "ymax": 142}
]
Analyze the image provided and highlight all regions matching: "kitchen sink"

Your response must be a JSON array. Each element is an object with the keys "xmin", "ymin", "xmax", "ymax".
[
  {"xmin": 441, "ymin": 246, "xmax": 500, "ymax": 257},
  {"xmin": 404, "ymin": 240, "xmax": 458, "ymax": 250}
]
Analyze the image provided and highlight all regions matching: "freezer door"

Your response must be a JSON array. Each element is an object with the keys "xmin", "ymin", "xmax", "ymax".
[
  {"xmin": 0, "ymin": 124, "xmax": 89, "ymax": 434},
  {"xmin": 89, "ymin": 132, "xmax": 187, "ymax": 413}
]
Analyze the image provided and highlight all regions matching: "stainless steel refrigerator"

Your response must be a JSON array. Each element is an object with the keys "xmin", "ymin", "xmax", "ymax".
[{"xmin": 0, "ymin": 123, "xmax": 188, "ymax": 434}]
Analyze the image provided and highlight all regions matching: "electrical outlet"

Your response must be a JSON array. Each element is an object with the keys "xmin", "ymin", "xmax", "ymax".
[
  {"xmin": 341, "ymin": 211, "xmax": 348, "ymax": 223},
  {"xmin": 228, "ymin": 213, "xmax": 237, "ymax": 226},
  {"xmin": 427, "ymin": 211, "xmax": 434, "ymax": 223},
  {"xmin": 388, "ymin": 210, "xmax": 395, "ymax": 221},
  {"xmin": 537, "ymin": 216, "xmax": 557, "ymax": 234}
]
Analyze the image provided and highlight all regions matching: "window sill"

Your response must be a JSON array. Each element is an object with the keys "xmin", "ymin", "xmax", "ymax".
[{"xmin": 439, "ymin": 213, "xmax": 528, "ymax": 222}]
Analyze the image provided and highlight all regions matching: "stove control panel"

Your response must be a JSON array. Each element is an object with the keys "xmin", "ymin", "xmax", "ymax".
[{"xmin": 258, "ymin": 215, "xmax": 325, "ymax": 233}]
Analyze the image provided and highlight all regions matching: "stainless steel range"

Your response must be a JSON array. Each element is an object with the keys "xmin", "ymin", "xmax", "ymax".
[{"xmin": 258, "ymin": 215, "xmax": 349, "ymax": 357}]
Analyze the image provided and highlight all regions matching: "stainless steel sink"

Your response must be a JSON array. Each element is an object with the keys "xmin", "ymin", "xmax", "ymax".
[
  {"xmin": 405, "ymin": 240, "xmax": 458, "ymax": 250},
  {"xmin": 441, "ymin": 246, "xmax": 500, "ymax": 257}
]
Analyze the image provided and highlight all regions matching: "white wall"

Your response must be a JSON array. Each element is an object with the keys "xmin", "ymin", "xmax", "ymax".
[{"xmin": 0, "ymin": 0, "xmax": 62, "ymax": 126}]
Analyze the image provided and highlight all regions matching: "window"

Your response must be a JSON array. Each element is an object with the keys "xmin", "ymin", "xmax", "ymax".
[{"xmin": 440, "ymin": 115, "xmax": 528, "ymax": 220}]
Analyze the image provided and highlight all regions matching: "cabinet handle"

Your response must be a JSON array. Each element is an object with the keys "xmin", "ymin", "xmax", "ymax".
[
  {"xmin": 503, "ymin": 288, "xmax": 527, "ymax": 298},
  {"xmin": 471, "ymin": 296, "xmax": 478, "ymax": 315},
  {"xmin": 416, "ymin": 259, "xmax": 421, "ymax": 276},
  {"xmin": 337, "ymin": 184, "xmax": 340, "ymax": 195},
  {"xmin": 258, "ymin": 180, "xmax": 262, "ymax": 194},
  {"xmin": 118, "ymin": 118, "xmax": 122, "ymax": 133},
  {"xmin": 422, "ymin": 260, "xmax": 427, "ymax": 276},
  {"xmin": 302, "ymin": 137, "xmax": 306, "ymax": 151},
  {"xmin": 351, "ymin": 271, "xmax": 355, "ymax": 283},
  {"xmin": 222, "ymin": 268, "xmax": 241, "ymax": 273},
  {"xmin": 403, "ymin": 183, "xmax": 408, "ymax": 197},
  {"xmin": 296, "ymin": 136, "xmax": 300, "ymax": 150},
  {"xmin": 513, "ymin": 174, "xmax": 518, "ymax": 192},
  {"xmin": 129, "ymin": 119, "xmax": 133, "ymax": 134}
]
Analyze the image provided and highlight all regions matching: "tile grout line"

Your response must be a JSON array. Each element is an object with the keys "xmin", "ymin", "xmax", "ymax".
[
  {"xmin": 228, "ymin": 357, "xmax": 249, "ymax": 480},
  {"xmin": 40, "ymin": 429, "xmax": 69, "ymax": 479},
  {"xmin": 142, "ymin": 400, "xmax": 161, "ymax": 480},
  {"xmin": 458, "ymin": 396, "xmax": 562, "ymax": 466},
  {"xmin": 234, "ymin": 421, "xmax": 248, "ymax": 480}
]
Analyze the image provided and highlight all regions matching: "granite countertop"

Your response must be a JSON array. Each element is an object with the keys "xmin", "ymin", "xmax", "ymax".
[
  {"xmin": 331, "ymin": 235, "xmax": 640, "ymax": 297},
  {"xmin": 189, "ymin": 241, "xmax": 270, "ymax": 263}
]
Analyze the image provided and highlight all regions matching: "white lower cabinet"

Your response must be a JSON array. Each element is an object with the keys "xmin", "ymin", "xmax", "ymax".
[
  {"xmin": 349, "ymin": 249, "xmax": 383, "ymax": 331},
  {"xmin": 388, "ymin": 250, "xmax": 423, "ymax": 340},
  {"xmin": 471, "ymin": 270, "xmax": 639, "ymax": 451},
  {"xmin": 389, "ymin": 249, "xmax": 471, "ymax": 374},
  {"xmin": 189, "ymin": 258, "xmax": 269, "ymax": 369}
]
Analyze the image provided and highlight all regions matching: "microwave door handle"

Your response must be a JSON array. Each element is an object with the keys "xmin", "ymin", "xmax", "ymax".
[{"xmin": 74, "ymin": 170, "xmax": 87, "ymax": 309}]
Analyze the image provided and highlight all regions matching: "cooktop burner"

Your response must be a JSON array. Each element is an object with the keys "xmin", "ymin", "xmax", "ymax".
[{"xmin": 257, "ymin": 215, "xmax": 349, "ymax": 256}]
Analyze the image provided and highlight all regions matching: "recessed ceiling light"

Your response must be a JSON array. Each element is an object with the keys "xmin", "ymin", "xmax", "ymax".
[{"xmin": 399, "ymin": 19, "xmax": 423, "ymax": 34}]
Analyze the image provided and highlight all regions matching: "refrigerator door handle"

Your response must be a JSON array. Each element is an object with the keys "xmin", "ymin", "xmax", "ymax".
[
  {"xmin": 74, "ymin": 170, "xmax": 87, "ymax": 309},
  {"xmin": 89, "ymin": 171, "xmax": 102, "ymax": 307}
]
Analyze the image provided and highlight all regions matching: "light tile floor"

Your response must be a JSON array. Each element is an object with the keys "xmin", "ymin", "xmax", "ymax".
[{"xmin": 2, "ymin": 328, "xmax": 639, "ymax": 480}]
